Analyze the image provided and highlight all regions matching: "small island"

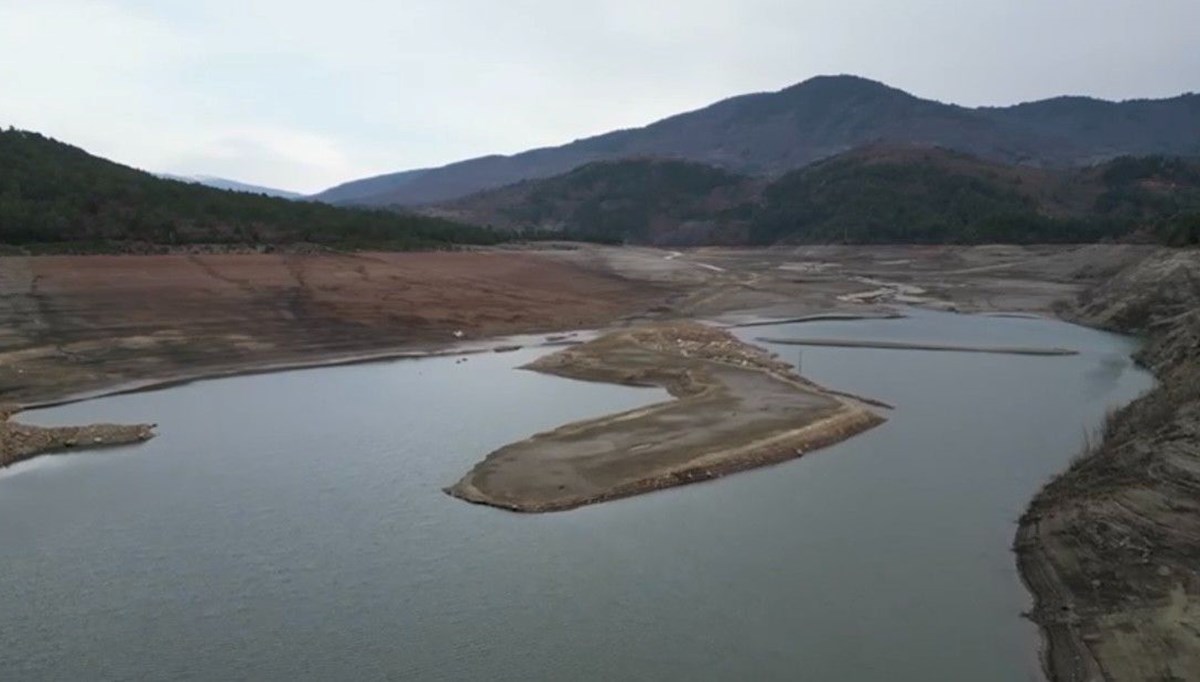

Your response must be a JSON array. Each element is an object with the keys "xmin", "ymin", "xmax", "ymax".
[
  {"xmin": 446, "ymin": 323, "xmax": 885, "ymax": 512},
  {"xmin": 1, "ymin": 404, "xmax": 156, "ymax": 469}
]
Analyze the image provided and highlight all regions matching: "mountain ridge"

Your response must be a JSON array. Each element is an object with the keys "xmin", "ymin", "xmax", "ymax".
[
  {"xmin": 0, "ymin": 129, "xmax": 503, "ymax": 251},
  {"xmin": 314, "ymin": 75, "xmax": 1200, "ymax": 207}
]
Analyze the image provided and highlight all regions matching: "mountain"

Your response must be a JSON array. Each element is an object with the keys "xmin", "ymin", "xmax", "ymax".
[
  {"xmin": 0, "ymin": 129, "xmax": 504, "ymax": 251},
  {"xmin": 314, "ymin": 75, "xmax": 1200, "ymax": 207},
  {"xmin": 981, "ymin": 94, "xmax": 1200, "ymax": 163},
  {"xmin": 438, "ymin": 146, "xmax": 1200, "ymax": 246},
  {"xmin": 159, "ymin": 174, "xmax": 304, "ymax": 200}
]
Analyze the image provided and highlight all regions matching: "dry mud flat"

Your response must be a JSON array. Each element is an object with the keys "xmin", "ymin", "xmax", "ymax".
[
  {"xmin": 0, "ymin": 404, "xmax": 155, "ymax": 469},
  {"xmin": 446, "ymin": 323, "xmax": 884, "ymax": 512},
  {"xmin": 0, "ymin": 250, "xmax": 665, "ymax": 405}
]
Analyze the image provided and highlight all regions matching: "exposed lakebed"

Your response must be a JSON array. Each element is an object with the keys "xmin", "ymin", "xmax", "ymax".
[{"xmin": 0, "ymin": 310, "xmax": 1153, "ymax": 680}]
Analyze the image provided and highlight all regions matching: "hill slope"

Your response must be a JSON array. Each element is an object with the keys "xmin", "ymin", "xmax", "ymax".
[
  {"xmin": 315, "ymin": 76, "xmax": 1200, "ymax": 207},
  {"xmin": 0, "ymin": 129, "xmax": 502, "ymax": 251},
  {"xmin": 431, "ymin": 159, "xmax": 759, "ymax": 245},
  {"xmin": 441, "ymin": 146, "xmax": 1200, "ymax": 246}
]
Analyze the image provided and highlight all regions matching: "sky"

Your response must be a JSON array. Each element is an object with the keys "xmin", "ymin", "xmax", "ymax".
[{"xmin": 2, "ymin": 1, "xmax": 1198, "ymax": 194}]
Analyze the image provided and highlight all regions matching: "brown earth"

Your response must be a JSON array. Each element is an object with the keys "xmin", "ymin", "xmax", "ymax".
[
  {"xmin": 446, "ymin": 323, "xmax": 884, "ymax": 512},
  {"xmin": 0, "ymin": 249, "xmax": 666, "ymax": 405}
]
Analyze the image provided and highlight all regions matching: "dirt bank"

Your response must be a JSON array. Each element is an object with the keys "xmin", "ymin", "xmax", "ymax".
[
  {"xmin": 0, "ymin": 404, "xmax": 155, "ymax": 469},
  {"xmin": 0, "ymin": 250, "xmax": 668, "ymax": 405},
  {"xmin": 445, "ymin": 323, "xmax": 884, "ymax": 512},
  {"xmin": 1016, "ymin": 249, "xmax": 1200, "ymax": 681}
]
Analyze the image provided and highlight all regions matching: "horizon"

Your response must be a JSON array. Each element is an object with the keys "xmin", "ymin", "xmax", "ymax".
[{"xmin": 3, "ymin": 1, "xmax": 1198, "ymax": 194}]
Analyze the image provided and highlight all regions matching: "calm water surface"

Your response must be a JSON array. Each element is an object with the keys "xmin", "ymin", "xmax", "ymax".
[{"xmin": 0, "ymin": 310, "xmax": 1153, "ymax": 680}]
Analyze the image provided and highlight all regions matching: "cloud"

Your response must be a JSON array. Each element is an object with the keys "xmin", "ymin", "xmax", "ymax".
[
  {"xmin": 2, "ymin": 0, "xmax": 1198, "ymax": 193},
  {"xmin": 169, "ymin": 127, "xmax": 358, "ymax": 193},
  {"xmin": 0, "ymin": 2, "xmax": 183, "ymax": 155}
]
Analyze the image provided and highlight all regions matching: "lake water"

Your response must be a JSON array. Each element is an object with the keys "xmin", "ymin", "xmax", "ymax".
[{"xmin": 0, "ymin": 310, "xmax": 1153, "ymax": 681}]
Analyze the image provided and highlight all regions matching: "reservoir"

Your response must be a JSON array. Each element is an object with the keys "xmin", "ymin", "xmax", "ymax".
[{"xmin": 0, "ymin": 310, "xmax": 1153, "ymax": 680}]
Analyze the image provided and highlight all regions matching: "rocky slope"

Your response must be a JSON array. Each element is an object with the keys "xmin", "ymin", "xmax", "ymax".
[
  {"xmin": 315, "ymin": 75, "xmax": 1200, "ymax": 207},
  {"xmin": 1017, "ymin": 249, "xmax": 1200, "ymax": 681}
]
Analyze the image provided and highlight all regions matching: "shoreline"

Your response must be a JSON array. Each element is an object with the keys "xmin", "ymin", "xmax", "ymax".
[
  {"xmin": 18, "ymin": 332, "xmax": 598, "ymax": 411},
  {"xmin": 1013, "ymin": 250, "xmax": 1200, "ymax": 682},
  {"xmin": 14, "ymin": 311, "xmax": 915, "ymax": 412}
]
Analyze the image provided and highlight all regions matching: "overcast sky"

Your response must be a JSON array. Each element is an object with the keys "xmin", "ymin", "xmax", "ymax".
[{"xmin": 2, "ymin": 1, "xmax": 1197, "ymax": 193}]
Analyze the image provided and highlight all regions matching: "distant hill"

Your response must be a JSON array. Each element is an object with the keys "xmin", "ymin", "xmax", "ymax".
[
  {"xmin": 0, "ymin": 129, "xmax": 504, "ymax": 252},
  {"xmin": 159, "ymin": 174, "xmax": 304, "ymax": 200},
  {"xmin": 439, "ymin": 146, "xmax": 1200, "ymax": 246},
  {"xmin": 314, "ymin": 168, "xmax": 429, "ymax": 205},
  {"xmin": 315, "ymin": 75, "xmax": 1200, "ymax": 207}
]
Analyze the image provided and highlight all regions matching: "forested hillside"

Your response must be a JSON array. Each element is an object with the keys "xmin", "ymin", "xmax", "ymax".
[
  {"xmin": 0, "ymin": 129, "xmax": 504, "ymax": 252},
  {"xmin": 434, "ymin": 159, "xmax": 758, "ymax": 244},
  {"xmin": 442, "ymin": 146, "xmax": 1200, "ymax": 246}
]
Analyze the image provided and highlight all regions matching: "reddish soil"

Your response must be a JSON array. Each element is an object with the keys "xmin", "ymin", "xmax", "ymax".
[{"xmin": 0, "ymin": 250, "xmax": 668, "ymax": 403}]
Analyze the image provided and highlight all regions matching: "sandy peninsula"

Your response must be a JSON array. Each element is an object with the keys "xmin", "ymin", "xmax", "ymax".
[
  {"xmin": 446, "ymin": 323, "xmax": 885, "ymax": 512},
  {"xmin": 0, "ymin": 404, "xmax": 155, "ymax": 470}
]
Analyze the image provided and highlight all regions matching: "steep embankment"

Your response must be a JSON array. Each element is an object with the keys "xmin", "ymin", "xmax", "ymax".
[{"xmin": 1017, "ymin": 250, "xmax": 1200, "ymax": 681}]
